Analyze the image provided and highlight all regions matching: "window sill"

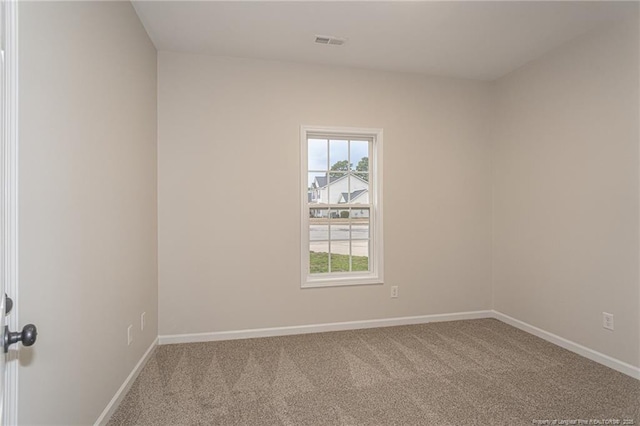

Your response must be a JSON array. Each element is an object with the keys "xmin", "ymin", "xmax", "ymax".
[{"xmin": 302, "ymin": 276, "xmax": 384, "ymax": 288}]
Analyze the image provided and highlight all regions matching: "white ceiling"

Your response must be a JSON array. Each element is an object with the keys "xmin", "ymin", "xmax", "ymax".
[{"xmin": 132, "ymin": 1, "xmax": 636, "ymax": 81}]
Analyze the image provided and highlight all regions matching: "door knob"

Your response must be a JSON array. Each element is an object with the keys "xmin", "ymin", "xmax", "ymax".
[
  {"xmin": 4, "ymin": 294, "xmax": 13, "ymax": 316},
  {"xmin": 4, "ymin": 324, "xmax": 37, "ymax": 353}
]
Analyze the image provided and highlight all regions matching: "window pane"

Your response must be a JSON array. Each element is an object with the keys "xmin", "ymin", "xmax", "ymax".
[
  {"xmin": 309, "ymin": 208, "xmax": 328, "ymax": 218},
  {"xmin": 351, "ymin": 240, "xmax": 369, "ymax": 272},
  {"xmin": 329, "ymin": 140, "xmax": 349, "ymax": 172},
  {"xmin": 346, "ymin": 175, "xmax": 369, "ymax": 204},
  {"xmin": 309, "ymin": 209, "xmax": 329, "ymax": 241},
  {"xmin": 308, "ymin": 172, "xmax": 328, "ymax": 204},
  {"xmin": 308, "ymin": 138, "xmax": 328, "ymax": 171},
  {"xmin": 351, "ymin": 208, "xmax": 369, "ymax": 219},
  {"xmin": 354, "ymin": 171, "xmax": 369, "ymax": 184},
  {"xmin": 330, "ymin": 247, "xmax": 350, "ymax": 272},
  {"xmin": 309, "ymin": 241, "xmax": 329, "ymax": 274},
  {"xmin": 351, "ymin": 140, "xmax": 369, "ymax": 173},
  {"xmin": 330, "ymin": 240, "xmax": 350, "ymax": 257},
  {"xmin": 329, "ymin": 209, "xmax": 350, "ymax": 240},
  {"xmin": 351, "ymin": 210, "xmax": 369, "ymax": 240},
  {"xmin": 327, "ymin": 172, "xmax": 345, "ymax": 204}
]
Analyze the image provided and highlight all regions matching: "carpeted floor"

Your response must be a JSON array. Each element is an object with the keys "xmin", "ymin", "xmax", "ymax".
[{"xmin": 108, "ymin": 319, "xmax": 640, "ymax": 425}]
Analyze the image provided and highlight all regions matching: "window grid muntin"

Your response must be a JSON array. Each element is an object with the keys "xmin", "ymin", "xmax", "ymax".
[{"xmin": 307, "ymin": 134, "xmax": 373, "ymax": 275}]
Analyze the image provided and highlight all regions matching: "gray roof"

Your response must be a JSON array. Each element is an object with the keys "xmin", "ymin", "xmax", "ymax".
[
  {"xmin": 313, "ymin": 173, "xmax": 368, "ymax": 189},
  {"xmin": 340, "ymin": 189, "xmax": 367, "ymax": 202},
  {"xmin": 313, "ymin": 174, "xmax": 343, "ymax": 188}
]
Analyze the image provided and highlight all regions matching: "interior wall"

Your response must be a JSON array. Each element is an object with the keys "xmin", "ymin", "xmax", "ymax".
[
  {"xmin": 158, "ymin": 52, "xmax": 493, "ymax": 336},
  {"xmin": 492, "ymin": 17, "xmax": 640, "ymax": 367},
  {"xmin": 17, "ymin": 2, "xmax": 158, "ymax": 424}
]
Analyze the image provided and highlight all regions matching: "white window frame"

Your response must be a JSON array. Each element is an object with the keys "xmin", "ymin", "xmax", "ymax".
[{"xmin": 300, "ymin": 125, "xmax": 384, "ymax": 288}]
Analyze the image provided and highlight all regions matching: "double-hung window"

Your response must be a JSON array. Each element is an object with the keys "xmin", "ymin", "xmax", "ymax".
[{"xmin": 301, "ymin": 126, "xmax": 383, "ymax": 287}]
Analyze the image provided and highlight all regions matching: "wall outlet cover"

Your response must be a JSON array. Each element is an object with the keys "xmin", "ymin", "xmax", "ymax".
[{"xmin": 602, "ymin": 312, "xmax": 614, "ymax": 331}]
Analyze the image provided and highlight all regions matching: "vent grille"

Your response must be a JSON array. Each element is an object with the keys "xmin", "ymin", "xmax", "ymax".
[{"xmin": 315, "ymin": 35, "xmax": 346, "ymax": 46}]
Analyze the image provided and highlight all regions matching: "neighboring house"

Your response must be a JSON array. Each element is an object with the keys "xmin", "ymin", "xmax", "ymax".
[
  {"xmin": 309, "ymin": 174, "xmax": 368, "ymax": 204},
  {"xmin": 309, "ymin": 174, "xmax": 369, "ymax": 218}
]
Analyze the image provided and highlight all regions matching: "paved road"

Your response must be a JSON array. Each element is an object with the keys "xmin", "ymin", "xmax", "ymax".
[{"xmin": 309, "ymin": 224, "xmax": 369, "ymax": 256}]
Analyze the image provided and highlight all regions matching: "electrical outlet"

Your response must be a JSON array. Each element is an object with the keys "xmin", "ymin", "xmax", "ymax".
[
  {"xmin": 141, "ymin": 312, "xmax": 146, "ymax": 331},
  {"xmin": 127, "ymin": 325, "xmax": 133, "ymax": 345},
  {"xmin": 602, "ymin": 312, "xmax": 614, "ymax": 331},
  {"xmin": 391, "ymin": 286, "xmax": 398, "ymax": 298}
]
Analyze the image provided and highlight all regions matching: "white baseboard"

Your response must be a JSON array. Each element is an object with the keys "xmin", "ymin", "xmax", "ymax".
[
  {"xmin": 94, "ymin": 337, "xmax": 158, "ymax": 426},
  {"xmin": 158, "ymin": 310, "xmax": 494, "ymax": 345},
  {"xmin": 492, "ymin": 310, "xmax": 640, "ymax": 380}
]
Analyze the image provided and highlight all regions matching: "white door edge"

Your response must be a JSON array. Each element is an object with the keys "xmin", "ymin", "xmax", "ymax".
[{"xmin": 1, "ymin": 0, "xmax": 19, "ymax": 424}]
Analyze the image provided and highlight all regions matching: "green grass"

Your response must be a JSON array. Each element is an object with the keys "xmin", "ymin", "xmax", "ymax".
[{"xmin": 310, "ymin": 251, "xmax": 369, "ymax": 273}]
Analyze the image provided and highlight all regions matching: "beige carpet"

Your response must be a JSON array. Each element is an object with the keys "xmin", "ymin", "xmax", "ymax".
[{"xmin": 108, "ymin": 319, "xmax": 639, "ymax": 425}]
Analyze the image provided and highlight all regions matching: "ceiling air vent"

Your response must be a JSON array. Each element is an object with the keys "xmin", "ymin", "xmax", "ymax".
[{"xmin": 315, "ymin": 35, "xmax": 346, "ymax": 46}]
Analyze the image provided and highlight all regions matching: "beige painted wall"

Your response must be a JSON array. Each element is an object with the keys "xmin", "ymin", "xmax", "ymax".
[
  {"xmin": 17, "ymin": 2, "xmax": 158, "ymax": 424},
  {"xmin": 158, "ymin": 52, "xmax": 493, "ymax": 336},
  {"xmin": 492, "ymin": 18, "xmax": 640, "ymax": 367}
]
